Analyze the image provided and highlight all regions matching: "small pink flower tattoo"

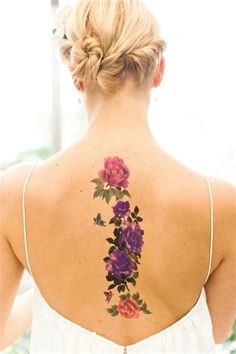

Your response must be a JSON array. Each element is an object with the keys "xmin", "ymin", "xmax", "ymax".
[{"xmin": 104, "ymin": 291, "xmax": 113, "ymax": 303}]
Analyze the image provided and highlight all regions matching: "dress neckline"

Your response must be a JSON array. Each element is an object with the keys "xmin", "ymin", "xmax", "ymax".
[{"xmin": 32, "ymin": 282, "xmax": 206, "ymax": 350}]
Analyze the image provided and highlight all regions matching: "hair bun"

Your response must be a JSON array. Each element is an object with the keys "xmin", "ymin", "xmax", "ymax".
[
  {"xmin": 57, "ymin": 0, "xmax": 167, "ymax": 96},
  {"xmin": 79, "ymin": 36, "xmax": 104, "ymax": 60},
  {"xmin": 69, "ymin": 36, "xmax": 104, "ymax": 85}
]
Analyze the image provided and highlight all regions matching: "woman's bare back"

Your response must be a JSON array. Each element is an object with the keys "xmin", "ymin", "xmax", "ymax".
[{"xmin": 7, "ymin": 138, "xmax": 232, "ymax": 345}]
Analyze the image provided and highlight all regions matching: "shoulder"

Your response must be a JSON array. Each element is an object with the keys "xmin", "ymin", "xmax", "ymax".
[
  {"xmin": 172, "ymin": 161, "xmax": 236, "ymax": 261},
  {"xmin": 207, "ymin": 176, "xmax": 236, "ymax": 256},
  {"xmin": 202, "ymin": 177, "xmax": 236, "ymax": 342},
  {"xmin": 0, "ymin": 161, "xmax": 38, "ymax": 240},
  {"xmin": 207, "ymin": 176, "xmax": 236, "ymax": 229},
  {"xmin": 0, "ymin": 161, "xmax": 38, "ymax": 203},
  {"xmin": 183, "ymin": 163, "xmax": 236, "ymax": 231},
  {"xmin": 0, "ymin": 160, "xmax": 37, "ymax": 182}
]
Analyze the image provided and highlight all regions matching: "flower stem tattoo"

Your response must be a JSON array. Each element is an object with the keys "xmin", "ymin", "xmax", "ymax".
[{"xmin": 90, "ymin": 156, "xmax": 152, "ymax": 319}]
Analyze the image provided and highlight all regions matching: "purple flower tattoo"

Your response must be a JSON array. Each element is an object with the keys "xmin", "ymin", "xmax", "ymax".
[
  {"xmin": 105, "ymin": 249, "xmax": 137, "ymax": 281},
  {"xmin": 120, "ymin": 222, "xmax": 144, "ymax": 254},
  {"xmin": 112, "ymin": 200, "xmax": 130, "ymax": 218}
]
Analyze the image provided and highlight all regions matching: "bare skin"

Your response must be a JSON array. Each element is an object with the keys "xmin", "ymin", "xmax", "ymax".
[{"xmin": 2, "ymin": 57, "xmax": 236, "ymax": 347}]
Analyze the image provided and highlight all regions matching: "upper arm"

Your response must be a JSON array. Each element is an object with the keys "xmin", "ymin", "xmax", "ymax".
[
  {"xmin": 204, "ymin": 178, "xmax": 236, "ymax": 344},
  {"xmin": 0, "ymin": 163, "xmax": 33, "ymax": 339}
]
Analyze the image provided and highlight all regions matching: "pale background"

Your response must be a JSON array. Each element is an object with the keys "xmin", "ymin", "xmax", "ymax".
[{"xmin": 0, "ymin": 1, "xmax": 235, "ymax": 353}]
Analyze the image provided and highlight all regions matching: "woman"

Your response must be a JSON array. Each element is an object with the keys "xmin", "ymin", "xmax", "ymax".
[{"xmin": 0, "ymin": 0, "xmax": 235, "ymax": 353}]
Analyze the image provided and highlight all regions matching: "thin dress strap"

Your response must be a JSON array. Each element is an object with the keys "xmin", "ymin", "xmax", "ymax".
[
  {"xmin": 203, "ymin": 176, "xmax": 214, "ymax": 285},
  {"xmin": 23, "ymin": 162, "xmax": 38, "ymax": 279}
]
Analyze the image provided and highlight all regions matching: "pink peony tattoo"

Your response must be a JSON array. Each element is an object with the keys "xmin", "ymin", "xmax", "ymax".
[
  {"xmin": 98, "ymin": 156, "xmax": 130, "ymax": 189},
  {"xmin": 91, "ymin": 156, "xmax": 152, "ymax": 318},
  {"xmin": 118, "ymin": 296, "xmax": 140, "ymax": 319}
]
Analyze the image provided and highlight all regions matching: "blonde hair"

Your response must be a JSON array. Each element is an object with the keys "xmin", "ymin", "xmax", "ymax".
[{"xmin": 58, "ymin": 0, "xmax": 167, "ymax": 96}]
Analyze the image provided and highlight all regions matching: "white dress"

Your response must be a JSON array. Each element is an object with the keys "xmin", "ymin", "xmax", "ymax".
[{"xmin": 23, "ymin": 162, "xmax": 219, "ymax": 354}]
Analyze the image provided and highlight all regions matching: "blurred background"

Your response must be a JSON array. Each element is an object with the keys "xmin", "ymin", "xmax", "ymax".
[{"xmin": 0, "ymin": 0, "xmax": 235, "ymax": 353}]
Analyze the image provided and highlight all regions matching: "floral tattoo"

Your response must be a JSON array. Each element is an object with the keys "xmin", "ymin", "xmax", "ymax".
[{"xmin": 91, "ymin": 156, "xmax": 152, "ymax": 318}]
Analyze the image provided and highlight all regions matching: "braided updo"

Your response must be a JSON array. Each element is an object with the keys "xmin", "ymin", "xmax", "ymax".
[{"xmin": 58, "ymin": 0, "xmax": 167, "ymax": 96}]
